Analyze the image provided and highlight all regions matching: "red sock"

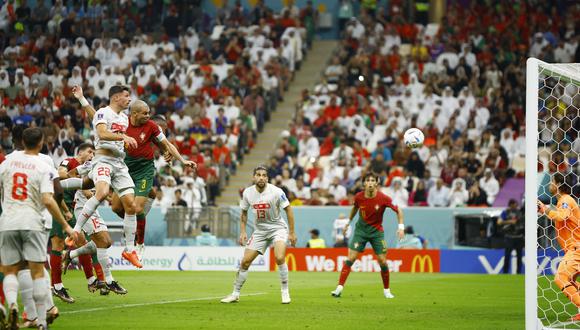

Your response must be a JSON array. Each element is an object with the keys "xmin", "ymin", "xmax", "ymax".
[
  {"xmin": 79, "ymin": 254, "xmax": 94, "ymax": 279},
  {"xmin": 338, "ymin": 261, "xmax": 353, "ymax": 286},
  {"xmin": 136, "ymin": 213, "xmax": 146, "ymax": 245},
  {"xmin": 50, "ymin": 251, "xmax": 63, "ymax": 286},
  {"xmin": 94, "ymin": 263, "xmax": 105, "ymax": 281},
  {"xmin": 380, "ymin": 265, "xmax": 390, "ymax": 289}
]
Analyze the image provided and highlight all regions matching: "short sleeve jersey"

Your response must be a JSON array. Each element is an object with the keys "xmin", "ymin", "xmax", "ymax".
[
  {"xmin": 354, "ymin": 191, "xmax": 399, "ymax": 233},
  {"xmin": 59, "ymin": 157, "xmax": 80, "ymax": 206},
  {"xmin": 240, "ymin": 183, "xmax": 290, "ymax": 231},
  {"xmin": 93, "ymin": 106, "xmax": 128, "ymax": 157},
  {"xmin": 0, "ymin": 152, "xmax": 55, "ymax": 231},
  {"xmin": 125, "ymin": 120, "xmax": 166, "ymax": 160}
]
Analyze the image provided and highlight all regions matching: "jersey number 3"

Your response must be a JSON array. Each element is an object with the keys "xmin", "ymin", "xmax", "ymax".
[
  {"xmin": 12, "ymin": 172, "xmax": 28, "ymax": 200},
  {"xmin": 257, "ymin": 209, "xmax": 267, "ymax": 220}
]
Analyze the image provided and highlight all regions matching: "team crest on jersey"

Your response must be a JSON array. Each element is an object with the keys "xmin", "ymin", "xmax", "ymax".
[
  {"xmin": 375, "ymin": 204, "xmax": 379, "ymax": 210},
  {"xmin": 140, "ymin": 132, "xmax": 146, "ymax": 141},
  {"xmin": 562, "ymin": 203, "xmax": 569, "ymax": 209}
]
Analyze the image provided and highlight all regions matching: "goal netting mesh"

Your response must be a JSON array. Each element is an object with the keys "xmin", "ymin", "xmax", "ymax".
[{"xmin": 530, "ymin": 61, "xmax": 580, "ymax": 330}]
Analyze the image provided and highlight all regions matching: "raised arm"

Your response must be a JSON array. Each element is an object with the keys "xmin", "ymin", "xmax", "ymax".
[
  {"xmin": 159, "ymin": 139, "xmax": 197, "ymax": 169},
  {"xmin": 72, "ymin": 85, "xmax": 96, "ymax": 120}
]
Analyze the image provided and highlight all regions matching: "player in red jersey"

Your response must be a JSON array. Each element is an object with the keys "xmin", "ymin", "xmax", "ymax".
[
  {"xmin": 71, "ymin": 87, "xmax": 196, "ymax": 260},
  {"xmin": 331, "ymin": 172, "xmax": 405, "ymax": 299}
]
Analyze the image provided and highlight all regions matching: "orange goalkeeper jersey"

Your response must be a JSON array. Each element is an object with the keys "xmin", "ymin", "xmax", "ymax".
[{"xmin": 548, "ymin": 194, "xmax": 580, "ymax": 252}]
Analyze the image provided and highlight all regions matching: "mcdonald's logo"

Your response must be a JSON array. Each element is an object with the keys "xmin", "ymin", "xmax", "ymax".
[
  {"xmin": 411, "ymin": 255, "xmax": 434, "ymax": 273},
  {"xmin": 274, "ymin": 253, "xmax": 297, "ymax": 272}
]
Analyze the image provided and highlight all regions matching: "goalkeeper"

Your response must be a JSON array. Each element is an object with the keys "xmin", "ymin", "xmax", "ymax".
[{"xmin": 538, "ymin": 173, "xmax": 580, "ymax": 321}]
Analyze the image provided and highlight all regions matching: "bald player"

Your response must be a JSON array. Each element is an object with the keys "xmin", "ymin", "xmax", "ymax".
[
  {"xmin": 71, "ymin": 86, "xmax": 196, "ymax": 261},
  {"xmin": 538, "ymin": 173, "xmax": 580, "ymax": 321}
]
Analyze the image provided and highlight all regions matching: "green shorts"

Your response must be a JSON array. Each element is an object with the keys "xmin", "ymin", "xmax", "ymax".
[
  {"xmin": 125, "ymin": 156, "xmax": 155, "ymax": 197},
  {"xmin": 349, "ymin": 228, "xmax": 387, "ymax": 255},
  {"xmin": 50, "ymin": 214, "xmax": 76, "ymax": 239}
]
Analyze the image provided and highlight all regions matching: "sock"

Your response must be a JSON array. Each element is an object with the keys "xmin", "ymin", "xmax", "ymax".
[
  {"xmin": 380, "ymin": 265, "xmax": 390, "ymax": 289},
  {"xmin": 3, "ymin": 274, "xmax": 18, "ymax": 308},
  {"xmin": 278, "ymin": 263, "xmax": 289, "ymax": 291},
  {"xmin": 50, "ymin": 250, "xmax": 62, "ymax": 286},
  {"xmin": 97, "ymin": 248, "xmax": 114, "ymax": 284},
  {"xmin": 43, "ymin": 269, "xmax": 54, "ymax": 309},
  {"xmin": 144, "ymin": 197, "xmax": 154, "ymax": 215},
  {"xmin": 0, "ymin": 272, "xmax": 5, "ymax": 305},
  {"xmin": 233, "ymin": 269, "xmax": 248, "ymax": 294},
  {"xmin": 18, "ymin": 269, "xmax": 37, "ymax": 320},
  {"xmin": 71, "ymin": 240, "xmax": 97, "ymax": 259},
  {"xmin": 338, "ymin": 260, "xmax": 353, "ymax": 286},
  {"xmin": 124, "ymin": 213, "xmax": 137, "ymax": 251},
  {"xmin": 79, "ymin": 254, "xmax": 95, "ymax": 280},
  {"xmin": 93, "ymin": 257, "xmax": 105, "ymax": 281},
  {"xmin": 74, "ymin": 196, "xmax": 101, "ymax": 232},
  {"xmin": 60, "ymin": 178, "xmax": 82, "ymax": 190},
  {"xmin": 136, "ymin": 213, "xmax": 146, "ymax": 245},
  {"xmin": 33, "ymin": 278, "xmax": 48, "ymax": 328}
]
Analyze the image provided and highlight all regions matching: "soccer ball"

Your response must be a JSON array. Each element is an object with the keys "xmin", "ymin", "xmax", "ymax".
[{"xmin": 404, "ymin": 128, "xmax": 424, "ymax": 149}]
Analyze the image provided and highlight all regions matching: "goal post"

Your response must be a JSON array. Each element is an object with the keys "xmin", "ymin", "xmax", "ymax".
[{"xmin": 526, "ymin": 59, "xmax": 580, "ymax": 330}]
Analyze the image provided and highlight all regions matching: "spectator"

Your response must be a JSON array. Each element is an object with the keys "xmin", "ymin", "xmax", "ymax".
[
  {"xmin": 427, "ymin": 179, "xmax": 450, "ymax": 207},
  {"xmin": 448, "ymin": 178, "xmax": 469, "ymax": 207},
  {"xmin": 332, "ymin": 213, "xmax": 350, "ymax": 247},
  {"xmin": 467, "ymin": 181, "xmax": 489, "ymax": 207},
  {"xmin": 497, "ymin": 199, "xmax": 524, "ymax": 274},
  {"xmin": 172, "ymin": 189, "xmax": 188, "ymax": 207},
  {"xmin": 328, "ymin": 177, "xmax": 347, "ymax": 201},
  {"xmin": 197, "ymin": 225, "xmax": 218, "ymax": 247},
  {"xmin": 479, "ymin": 168, "xmax": 500, "ymax": 205},
  {"xmin": 409, "ymin": 180, "xmax": 428, "ymax": 206},
  {"xmin": 383, "ymin": 178, "xmax": 408, "ymax": 208},
  {"xmin": 306, "ymin": 229, "xmax": 326, "ymax": 248}
]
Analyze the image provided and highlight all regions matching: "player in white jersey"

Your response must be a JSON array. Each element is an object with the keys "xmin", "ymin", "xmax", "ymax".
[
  {"xmin": 2, "ymin": 125, "xmax": 63, "ymax": 328},
  {"xmin": 0, "ymin": 128, "xmax": 76, "ymax": 330},
  {"xmin": 62, "ymin": 170, "xmax": 128, "ymax": 295},
  {"xmin": 71, "ymin": 85, "xmax": 143, "ymax": 268},
  {"xmin": 221, "ymin": 166, "xmax": 297, "ymax": 304}
]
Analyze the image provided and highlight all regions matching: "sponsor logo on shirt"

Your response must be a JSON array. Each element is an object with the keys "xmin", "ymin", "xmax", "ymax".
[{"xmin": 252, "ymin": 203, "xmax": 271, "ymax": 210}]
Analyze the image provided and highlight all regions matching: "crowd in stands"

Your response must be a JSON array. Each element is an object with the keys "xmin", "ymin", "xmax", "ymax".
[
  {"xmin": 0, "ymin": 0, "xmax": 314, "ymax": 207},
  {"xmin": 268, "ymin": 1, "xmax": 579, "ymax": 208}
]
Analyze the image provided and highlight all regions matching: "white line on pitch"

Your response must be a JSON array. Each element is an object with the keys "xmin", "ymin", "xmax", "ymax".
[{"xmin": 60, "ymin": 292, "xmax": 267, "ymax": 315}]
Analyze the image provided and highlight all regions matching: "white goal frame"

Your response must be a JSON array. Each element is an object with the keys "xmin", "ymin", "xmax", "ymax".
[{"xmin": 526, "ymin": 58, "xmax": 580, "ymax": 330}]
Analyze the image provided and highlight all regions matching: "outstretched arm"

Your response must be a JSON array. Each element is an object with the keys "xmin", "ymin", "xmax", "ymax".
[{"xmin": 159, "ymin": 139, "xmax": 197, "ymax": 169}]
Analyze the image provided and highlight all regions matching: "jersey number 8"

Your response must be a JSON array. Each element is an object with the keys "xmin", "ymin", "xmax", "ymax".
[{"xmin": 12, "ymin": 172, "xmax": 28, "ymax": 200}]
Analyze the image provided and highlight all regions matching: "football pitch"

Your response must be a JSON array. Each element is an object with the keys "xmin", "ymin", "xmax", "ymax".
[{"xmin": 53, "ymin": 271, "xmax": 524, "ymax": 329}]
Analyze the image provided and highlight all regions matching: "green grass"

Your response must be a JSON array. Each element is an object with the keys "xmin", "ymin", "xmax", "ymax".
[
  {"xmin": 538, "ymin": 276, "xmax": 580, "ymax": 329},
  {"xmin": 49, "ymin": 271, "xmax": 524, "ymax": 329}
]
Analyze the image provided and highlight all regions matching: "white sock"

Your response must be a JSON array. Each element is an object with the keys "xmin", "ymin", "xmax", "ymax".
[
  {"xmin": 278, "ymin": 264, "xmax": 289, "ymax": 291},
  {"xmin": 233, "ymin": 269, "xmax": 248, "ymax": 294},
  {"xmin": 87, "ymin": 276, "xmax": 96, "ymax": 285},
  {"xmin": 43, "ymin": 269, "xmax": 54, "ymax": 309},
  {"xmin": 71, "ymin": 240, "xmax": 97, "ymax": 258},
  {"xmin": 4, "ymin": 274, "xmax": 18, "ymax": 308},
  {"xmin": 17, "ymin": 269, "xmax": 37, "ymax": 320},
  {"xmin": 124, "ymin": 213, "xmax": 137, "ymax": 251},
  {"xmin": 97, "ymin": 248, "xmax": 114, "ymax": 284},
  {"xmin": 60, "ymin": 178, "xmax": 82, "ymax": 190},
  {"xmin": 144, "ymin": 197, "xmax": 154, "ymax": 215},
  {"xmin": 74, "ymin": 196, "xmax": 101, "ymax": 232},
  {"xmin": 33, "ymin": 278, "xmax": 48, "ymax": 327},
  {"xmin": 54, "ymin": 283, "xmax": 63, "ymax": 290}
]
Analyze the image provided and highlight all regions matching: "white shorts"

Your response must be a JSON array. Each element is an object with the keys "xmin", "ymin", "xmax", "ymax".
[
  {"xmin": 89, "ymin": 155, "xmax": 134, "ymax": 197},
  {"xmin": 74, "ymin": 208, "xmax": 108, "ymax": 236},
  {"xmin": 0, "ymin": 230, "xmax": 49, "ymax": 265},
  {"xmin": 246, "ymin": 228, "xmax": 288, "ymax": 255}
]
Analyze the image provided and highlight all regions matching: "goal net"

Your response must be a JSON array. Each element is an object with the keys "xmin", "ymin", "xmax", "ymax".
[{"xmin": 526, "ymin": 59, "xmax": 580, "ymax": 330}]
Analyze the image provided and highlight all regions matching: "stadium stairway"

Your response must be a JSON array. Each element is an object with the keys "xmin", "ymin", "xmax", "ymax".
[{"xmin": 216, "ymin": 40, "xmax": 338, "ymax": 206}]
